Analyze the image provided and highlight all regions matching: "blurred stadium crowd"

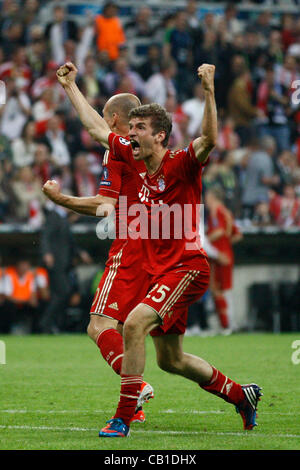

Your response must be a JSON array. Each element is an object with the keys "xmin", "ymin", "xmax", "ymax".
[
  {"xmin": 0, "ymin": 0, "xmax": 300, "ymax": 333},
  {"xmin": 0, "ymin": 0, "xmax": 300, "ymax": 228}
]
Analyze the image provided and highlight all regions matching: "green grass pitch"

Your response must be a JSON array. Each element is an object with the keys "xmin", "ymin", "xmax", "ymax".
[{"xmin": 0, "ymin": 332, "xmax": 300, "ymax": 450}]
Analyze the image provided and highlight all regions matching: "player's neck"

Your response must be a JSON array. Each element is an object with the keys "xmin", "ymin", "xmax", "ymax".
[
  {"xmin": 144, "ymin": 147, "xmax": 166, "ymax": 175},
  {"xmin": 115, "ymin": 124, "xmax": 128, "ymax": 138}
]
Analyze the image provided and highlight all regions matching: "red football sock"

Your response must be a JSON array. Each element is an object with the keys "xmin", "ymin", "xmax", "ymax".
[
  {"xmin": 214, "ymin": 295, "xmax": 229, "ymax": 328},
  {"xmin": 114, "ymin": 374, "xmax": 143, "ymax": 426},
  {"xmin": 200, "ymin": 366, "xmax": 244, "ymax": 405},
  {"xmin": 96, "ymin": 328, "xmax": 124, "ymax": 375}
]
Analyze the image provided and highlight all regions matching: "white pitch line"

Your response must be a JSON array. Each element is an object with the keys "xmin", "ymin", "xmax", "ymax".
[
  {"xmin": 0, "ymin": 425, "xmax": 299, "ymax": 439},
  {"xmin": 0, "ymin": 409, "xmax": 224, "ymax": 415},
  {"xmin": 0, "ymin": 409, "xmax": 299, "ymax": 416}
]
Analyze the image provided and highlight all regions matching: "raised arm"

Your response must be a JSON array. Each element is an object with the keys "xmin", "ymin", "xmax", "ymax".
[
  {"xmin": 57, "ymin": 62, "xmax": 111, "ymax": 148},
  {"xmin": 42, "ymin": 180, "xmax": 116, "ymax": 217},
  {"xmin": 192, "ymin": 64, "xmax": 217, "ymax": 163}
]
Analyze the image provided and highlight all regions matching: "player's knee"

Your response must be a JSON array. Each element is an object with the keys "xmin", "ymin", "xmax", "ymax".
[
  {"xmin": 156, "ymin": 354, "xmax": 182, "ymax": 374},
  {"xmin": 87, "ymin": 321, "xmax": 98, "ymax": 342},
  {"xmin": 123, "ymin": 316, "xmax": 142, "ymax": 341},
  {"xmin": 87, "ymin": 316, "xmax": 117, "ymax": 343}
]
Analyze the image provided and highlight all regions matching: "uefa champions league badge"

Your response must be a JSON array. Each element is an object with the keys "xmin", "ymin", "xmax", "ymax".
[
  {"xmin": 103, "ymin": 167, "xmax": 109, "ymax": 180},
  {"xmin": 0, "ymin": 81, "xmax": 6, "ymax": 106},
  {"xmin": 119, "ymin": 137, "xmax": 130, "ymax": 145},
  {"xmin": 157, "ymin": 175, "xmax": 165, "ymax": 192}
]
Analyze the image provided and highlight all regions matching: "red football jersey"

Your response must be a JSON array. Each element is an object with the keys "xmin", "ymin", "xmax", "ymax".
[
  {"xmin": 207, "ymin": 204, "xmax": 234, "ymax": 263},
  {"xmin": 98, "ymin": 148, "xmax": 145, "ymax": 256},
  {"xmin": 108, "ymin": 132, "xmax": 208, "ymax": 275}
]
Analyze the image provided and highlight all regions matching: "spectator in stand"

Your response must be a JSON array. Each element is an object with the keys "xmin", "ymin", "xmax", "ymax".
[
  {"xmin": 182, "ymin": 82, "xmax": 205, "ymax": 139},
  {"xmin": 164, "ymin": 95, "xmax": 187, "ymax": 151},
  {"xmin": 251, "ymin": 10, "xmax": 273, "ymax": 44},
  {"xmin": 22, "ymin": 0, "xmax": 41, "ymax": 45},
  {"xmin": 2, "ymin": 257, "xmax": 38, "ymax": 334},
  {"xmin": 33, "ymin": 143, "xmax": 52, "ymax": 185},
  {"xmin": 10, "ymin": 166, "xmax": 44, "ymax": 223},
  {"xmin": 202, "ymin": 12, "xmax": 218, "ymax": 34},
  {"xmin": 45, "ymin": 3, "xmax": 78, "ymax": 65},
  {"xmin": 0, "ymin": 77, "xmax": 31, "ymax": 141},
  {"xmin": 256, "ymin": 64, "xmax": 291, "ymax": 153},
  {"xmin": 94, "ymin": 2, "xmax": 126, "ymax": 62},
  {"xmin": 275, "ymin": 54, "xmax": 300, "ymax": 91},
  {"xmin": 269, "ymin": 184, "xmax": 300, "ymax": 228},
  {"xmin": 32, "ymin": 88, "xmax": 56, "ymax": 136},
  {"xmin": 31, "ymin": 61, "xmax": 63, "ymax": 103},
  {"xmin": 125, "ymin": 6, "xmax": 155, "ymax": 39},
  {"xmin": 163, "ymin": 10, "xmax": 193, "ymax": 100},
  {"xmin": 217, "ymin": 117, "xmax": 240, "ymax": 154},
  {"xmin": 252, "ymin": 201, "xmax": 273, "ymax": 227},
  {"xmin": 227, "ymin": 55, "xmax": 262, "ymax": 146},
  {"xmin": 26, "ymin": 25, "xmax": 47, "ymax": 81},
  {"xmin": 213, "ymin": 150, "xmax": 241, "ymax": 217},
  {"xmin": 287, "ymin": 18, "xmax": 300, "ymax": 59},
  {"xmin": 281, "ymin": 14, "xmax": 296, "ymax": 52},
  {"xmin": 0, "ymin": 21, "xmax": 25, "ymax": 58},
  {"xmin": 0, "ymin": 1, "xmax": 21, "ymax": 50},
  {"xmin": 77, "ymin": 55, "xmax": 106, "ymax": 109},
  {"xmin": 73, "ymin": 153, "xmax": 98, "ymax": 198},
  {"xmin": 0, "ymin": 46, "xmax": 32, "ymax": 93},
  {"xmin": 185, "ymin": 0, "xmax": 200, "ymax": 30},
  {"xmin": 267, "ymin": 29, "xmax": 284, "ymax": 66},
  {"xmin": 243, "ymin": 28, "xmax": 264, "ymax": 74},
  {"xmin": 103, "ymin": 57, "xmax": 145, "ymax": 99},
  {"xmin": 242, "ymin": 136, "xmax": 280, "ymax": 219},
  {"xmin": 44, "ymin": 114, "xmax": 71, "ymax": 168},
  {"xmin": 11, "ymin": 120, "xmax": 37, "ymax": 168},
  {"xmin": 144, "ymin": 58, "xmax": 177, "ymax": 107},
  {"xmin": 220, "ymin": 2, "xmax": 244, "ymax": 41},
  {"xmin": 275, "ymin": 150, "xmax": 298, "ymax": 194},
  {"xmin": 194, "ymin": 29, "xmax": 219, "ymax": 68},
  {"xmin": 137, "ymin": 44, "xmax": 162, "ymax": 82}
]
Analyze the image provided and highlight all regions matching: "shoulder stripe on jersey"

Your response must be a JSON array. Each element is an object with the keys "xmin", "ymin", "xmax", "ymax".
[{"xmin": 103, "ymin": 150, "xmax": 109, "ymax": 166}]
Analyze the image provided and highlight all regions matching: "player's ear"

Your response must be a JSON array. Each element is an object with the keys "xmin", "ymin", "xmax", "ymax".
[
  {"xmin": 156, "ymin": 130, "xmax": 166, "ymax": 145},
  {"xmin": 111, "ymin": 112, "xmax": 118, "ymax": 127}
]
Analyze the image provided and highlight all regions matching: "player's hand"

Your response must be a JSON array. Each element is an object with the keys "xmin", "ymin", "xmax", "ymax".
[
  {"xmin": 42, "ymin": 179, "xmax": 61, "ymax": 202},
  {"xmin": 217, "ymin": 252, "xmax": 230, "ymax": 266},
  {"xmin": 197, "ymin": 64, "xmax": 215, "ymax": 92},
  {"xmin": 56, "ymin": 62, "xmax": 78, "ymax": 87}
]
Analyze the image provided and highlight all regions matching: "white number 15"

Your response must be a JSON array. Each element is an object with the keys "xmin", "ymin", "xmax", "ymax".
[{"xmin": 146, "ymin": 284, "xmax": 171, "ymax": 303}]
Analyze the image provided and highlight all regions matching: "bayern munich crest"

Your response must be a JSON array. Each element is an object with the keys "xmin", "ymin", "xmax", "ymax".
[{"xmin": 157, "ymin": 176, "xmax": 165, "ymax": 192}]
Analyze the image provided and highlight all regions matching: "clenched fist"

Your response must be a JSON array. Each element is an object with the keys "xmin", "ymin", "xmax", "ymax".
[
  {"xmin": 42, "ymin": 179, "xmax": 61, "ymax": 202},
  {"xmin": 56, "ymin": 62, "xmax": 78, "ymax": 87},
  {"xmin": 197, "ymin": 64, "xmax": 215, "ymax": 92}
]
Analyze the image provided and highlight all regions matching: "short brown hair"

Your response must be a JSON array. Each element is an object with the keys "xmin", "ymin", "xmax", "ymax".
[{"xmin": 128, "ymin": 103, "xmax": 172, "ymax": 147}]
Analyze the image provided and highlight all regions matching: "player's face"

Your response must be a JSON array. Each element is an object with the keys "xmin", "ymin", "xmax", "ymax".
[{"xmin": 128, "ymin": 117, "xmax": 157, "ymax": 160}]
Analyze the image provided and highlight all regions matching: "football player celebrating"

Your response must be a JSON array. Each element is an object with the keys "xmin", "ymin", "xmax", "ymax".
[
  {"xmin": 56, "ymin": 62, "xmax": 262, "ymax": 438},
  {"xmin": 43, "ymin": 89, "xmax": 154, "ymax": 424}
]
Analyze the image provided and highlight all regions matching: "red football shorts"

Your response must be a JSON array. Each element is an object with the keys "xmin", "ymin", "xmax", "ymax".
[
  {"xmin": 210, "ymin": 261, "xmax": 233, "ymax": 291},
  {"xmin": 141, "ymin": 260, "xmax": 210, "ymax": 336},
  {"xmin": 90, "ymin": 240, "xmax": 150, "ymax": 323}
]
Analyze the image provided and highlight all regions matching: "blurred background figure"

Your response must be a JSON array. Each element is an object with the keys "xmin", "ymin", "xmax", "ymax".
[
  {"xmin": 94, "ymin": 2, "xmax": 125, "ymax": 63},
  {"xmin": 39, "ymin": 202, "xmax": 92, "ymax": 334},
  {"xmin": 1, "ymin": 257, "xmax": 38, "ymax": 334},
  {"xmin": 205, "ymin": 187, "xmax": 243, "ymax": 335}
]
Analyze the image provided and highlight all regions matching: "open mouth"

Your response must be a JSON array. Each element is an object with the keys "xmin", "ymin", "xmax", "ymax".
[{"xmin": 130, "ymin": 139, "xmax": 140, "ymax": 157}]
